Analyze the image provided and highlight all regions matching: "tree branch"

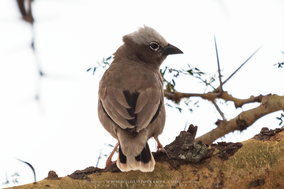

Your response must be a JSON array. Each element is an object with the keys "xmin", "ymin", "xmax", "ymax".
[
  {"xmin": 164, "ymin": 90, "xmax": 219, "ymax": 103},
  {"xmin": 164, "ymin": 90, "xmax": 264, "ymax": 108},
  {"xmin": 221, "ymin": 92, "xmax": 264, "ymax": 108},
  {"xmin": 195, "ymin": 94, "xmax": 284, "ymax": 144}
]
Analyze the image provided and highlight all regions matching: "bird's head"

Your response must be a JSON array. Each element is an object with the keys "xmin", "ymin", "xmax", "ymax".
[{"xmin": 121, "ymin": 26, "xmax": 183, "ymax": 68}]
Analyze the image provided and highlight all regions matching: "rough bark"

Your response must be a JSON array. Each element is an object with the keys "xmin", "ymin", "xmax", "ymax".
[{"xmin": 9, "ymin": 128, "xmax": 284, "ymax": 189}]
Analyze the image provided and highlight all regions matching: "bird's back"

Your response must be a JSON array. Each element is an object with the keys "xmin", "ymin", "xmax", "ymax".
[{"xmin": 99, "ymin": 57, "xmax": 163, "ymax": 94}]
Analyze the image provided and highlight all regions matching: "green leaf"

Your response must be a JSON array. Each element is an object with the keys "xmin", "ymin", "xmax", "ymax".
[
  {"xmin": 176, "ymin": 107, "xmax": 182, "ymax": 113},
  {"xmin": 172, "ymin": 79, "xmax": 176, "ymax": 87},
  {"xmin": 187, "ymin": 69, "xmax": 193, "ymax": 75},
  {"xmin": 198, "ymin": 71, "xmax": 205, "ymax": 75},
  {"xmin": 174, "ymin": 71, "xmax": 179, "ymax": 77},
  {"xmin": 165, "ymin": 103, "xmax": 172, "ymax": 108},
  {"xmin": 166, "ymin": 82, "xmax": 172, "ymax": 92},
  {"xmin": 12, "ymin": 179, "xmax": 18, "ymax": 184},
  {"xmin": 163, "ymin": 67, "xmax": 168, "ymax": 75},
  {"xmin": 12, "ymin": 173, "xmax": 19, "ymax": 177},
  {"xmin": 194, "ymin": 100, "xmax": 199, "ymax": 105}
]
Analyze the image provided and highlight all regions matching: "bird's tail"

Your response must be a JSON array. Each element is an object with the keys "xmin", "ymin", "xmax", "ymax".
[{"xmin": 117, "ymin": 142, "xmax": 155, "ymax": 172}]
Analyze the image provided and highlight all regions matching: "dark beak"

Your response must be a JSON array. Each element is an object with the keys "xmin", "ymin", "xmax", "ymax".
[{"xmin": 162, "ymin": 44, "xmax": 183, "ymax": 56}]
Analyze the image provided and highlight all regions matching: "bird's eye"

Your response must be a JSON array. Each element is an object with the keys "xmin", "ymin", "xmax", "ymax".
[{"xmin": 149, "ymin": 42, "xmax": 160, "ymax": 51}]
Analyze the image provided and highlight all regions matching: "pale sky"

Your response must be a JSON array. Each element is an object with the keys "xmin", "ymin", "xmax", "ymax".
[{"xmin": 0, "ymin": 0, "xmax": 284, "ymax": 187}]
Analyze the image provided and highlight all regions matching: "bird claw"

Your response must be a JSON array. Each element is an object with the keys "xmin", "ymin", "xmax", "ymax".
[
  {"xmin": 156, "ymin": 147, "xmax": 169, "ymax": 157},
  {"xmin": 105, "ymin": 159, "xmax": 117, "ymax": 168},
  {"xmin": 157, "ymin": 147, "xmax": 166, "ymax": 153}
]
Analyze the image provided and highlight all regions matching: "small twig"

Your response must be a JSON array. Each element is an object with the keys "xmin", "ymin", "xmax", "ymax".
[
  {"xmin": 16, "ymin": 0, "xmax": 44, "ymax": 101},
  {"xmin": 96, "ymin": 150, "xmax": 102, "ymax": 167},
  {"xmin": 16, "ymin": 0, "xmax": 34, "ymax": 23},
  {"xmin": 212, "ymin": 100, "xmax": 226, "ymax": 121},
  {"xmin": 16, "ymin": 0, "xmax": 26, "ymax": 17}
]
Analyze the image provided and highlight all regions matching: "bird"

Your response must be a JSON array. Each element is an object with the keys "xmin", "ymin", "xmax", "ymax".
[{"xmin": 98, "ymin": 26, "xmax": 183, "ymax": 172}]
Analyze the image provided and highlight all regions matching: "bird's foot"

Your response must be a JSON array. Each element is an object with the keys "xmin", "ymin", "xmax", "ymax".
[
  {"xmin": 157, "ymin": 146, "xmax": 166, "ymax": 153},
  {"xmin": 105, "ymin": 142, "xmax": 119, "ymax": 168},
  {"xmin": 105, "ymin": 159, "xmax": 117, "ymax": 167},
  {"xmin": 156, "ymin": 144, "xmax": 169, "ymax": 157},
  {"xmin": 155, "ymin": 137, "xmax": 168, "ymax": 156}
]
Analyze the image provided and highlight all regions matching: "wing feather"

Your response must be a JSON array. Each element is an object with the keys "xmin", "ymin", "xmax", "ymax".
[
  {"xmin": 100, "ymin": 85, "xmax": 162, "ymax": 132},
  {"xmin": 134, "ymin": 90, "xmax": 148, "ymax": 114},
  {"xmin": 136, "ymin": 103, "xmax": 159, "ymax": 132},
  {"xmin": 101, "ymin": 98, "xmax": 134, "ymax": 129},
  {"xmin": 107, "ymin": 97, "xmax": 134, "ymax": 120}
]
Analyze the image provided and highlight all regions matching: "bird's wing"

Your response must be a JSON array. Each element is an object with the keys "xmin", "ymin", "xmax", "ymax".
[
  {"xmin": 134, "ymin": 87, "xmax": 162, "ymax": 132},
  {"xmin": 99, "ymin": 85, "xmax": 162, "ymax": 133},
  {"xmin": 99, "ymin": 85, "xmax": 134, "ymax": 130}
]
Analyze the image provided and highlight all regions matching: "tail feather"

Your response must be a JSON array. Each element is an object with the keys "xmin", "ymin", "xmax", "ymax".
[{"xmin": 117, "ymin": 143, "xmax": 155, "ymax": 172}]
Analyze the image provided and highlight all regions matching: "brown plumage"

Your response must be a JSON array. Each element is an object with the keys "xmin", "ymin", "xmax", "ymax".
[{"xmin": 98, "ymin": 26, "xmax": 183, "ymax": 172}]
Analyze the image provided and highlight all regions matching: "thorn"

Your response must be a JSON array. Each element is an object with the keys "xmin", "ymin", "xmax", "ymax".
[
  {"xmin": 222, "ymin": 45, "xmax": 262, "ymax": 86},
  {"xmin": 15, "ymin": 158, "xmax": 36, "ymax": 184},
  {"xmin": 212, "ymin": 100, "xmax": 226, "ymax": 121},
  {"xmin": 214, "ymin": 35, "xmax": 223, "ymax": 92}
]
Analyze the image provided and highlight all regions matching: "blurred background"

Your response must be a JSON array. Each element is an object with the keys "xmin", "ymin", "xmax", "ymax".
[{"xmin": 0, "ymin": 0, "xmax": 283, "ymax": 187}]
